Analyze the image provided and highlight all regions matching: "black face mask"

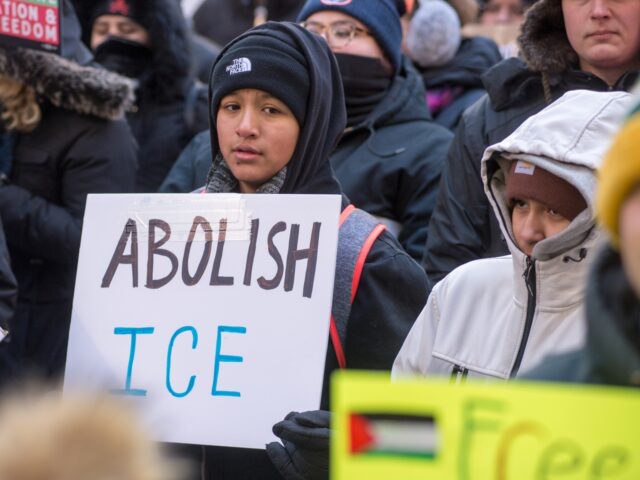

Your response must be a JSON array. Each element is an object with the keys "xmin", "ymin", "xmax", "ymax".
[
  {"xmin": 94, "ymin": 36, "xmax": 153, "ymax": 79},
  {"xmin": 335, "ymin": 53, "xmax": 393, "ymax": 128}
]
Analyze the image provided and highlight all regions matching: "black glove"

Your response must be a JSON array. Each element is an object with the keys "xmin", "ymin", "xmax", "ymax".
[{"xmin": 266, "ymin": 410, "xmax": 331, "ymax": 480}]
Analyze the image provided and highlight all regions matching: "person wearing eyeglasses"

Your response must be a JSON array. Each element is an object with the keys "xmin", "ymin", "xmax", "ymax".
[{"xmin": 297, "ymin": 0, "xmax": 453, "ymax": 263}]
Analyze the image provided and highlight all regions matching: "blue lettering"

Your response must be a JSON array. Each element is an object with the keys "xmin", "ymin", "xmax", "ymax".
[
  {"xmin": 166, "ymin": 326, "xmax": 198, "ymax": 397},
  {"xmin": 212, "ymin": 325, "xmax": 246, "ymax": 397},
  {"xmin": 112, "ymin": 327, "xmax": 155, "ymax": 396}
]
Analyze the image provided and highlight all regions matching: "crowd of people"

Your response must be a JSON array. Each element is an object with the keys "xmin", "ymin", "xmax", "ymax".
[{"xmin": 0, "ymin": 0, "xmax": 638, "ymax": 478}]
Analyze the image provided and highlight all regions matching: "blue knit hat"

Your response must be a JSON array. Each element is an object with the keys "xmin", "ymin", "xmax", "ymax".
[{"xmin": 297, "ymin": 0, "xmax": 402, "ymax": 73}]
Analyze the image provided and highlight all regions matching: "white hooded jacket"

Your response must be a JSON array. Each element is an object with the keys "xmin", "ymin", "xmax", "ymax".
[{"xmin": 393, "ymin": 90, "xmax": 634, "ymax": 380}]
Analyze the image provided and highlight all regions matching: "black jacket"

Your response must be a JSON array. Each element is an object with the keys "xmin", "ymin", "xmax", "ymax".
[
  {"xmin": 128, "ymin": 82, "xmax": 209, "ymax": 192},
  {"xmin": 0, "ymin": 47, "xmax": 137, "ymax": 379},
  {"xmin": 199, "ymin": 23, "xmax": 428, "ymax": 480},
  {"xmin": 524, "ymin": 245, "xmax": 640, "ymax": 386},
  {"xmin": 422, "ymin": 0, "xmax": 639, "ymax": 287},
  {"xmin": 418, "ymin": 36, "xmax": 501, "ymax": 131},
  {"xmin": 332, "ymin": 57, "xmax": 453, "ymax": 262},
  {"xmin": 159, "ymin": 130, "xmax": 211, "ymax": 193}
]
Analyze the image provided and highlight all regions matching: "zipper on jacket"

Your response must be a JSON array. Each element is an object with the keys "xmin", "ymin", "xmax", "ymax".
[
  {"xmin": 511, "ymin": 257, "xmax": 536, "ymax": 377},
  {"xmin": 450, "ymin": 364, "xmax": 469, "ymax": 383}
]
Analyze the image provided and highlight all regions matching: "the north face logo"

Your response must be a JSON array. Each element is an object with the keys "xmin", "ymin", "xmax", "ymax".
[
  {"xmin": 226, "ymin": 58, "xmax": 252, "ymax": 75},
  {"xmin": 320, "ymin": 0, "xmax": 353, "ymax": 5}
]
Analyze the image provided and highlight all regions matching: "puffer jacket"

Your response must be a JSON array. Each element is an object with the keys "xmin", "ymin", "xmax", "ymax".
[
  {"xmin": 332, "ymin": 57, "xmax": 453, "ymax": 262},
  {"xmin": 0, "ymin": 46, "xmax": 137, "ymax": 380},
  {"xmin": 393, "ymin": 90, "xmax": 634, "ymax": 380},
  {"xmin": 422, "ymin": 0, "xmax": 639, "ymax": 287}
]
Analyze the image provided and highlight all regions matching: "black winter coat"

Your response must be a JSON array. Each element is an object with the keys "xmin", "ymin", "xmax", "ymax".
[
  {"xmin": 333, "ymin": 58, "xmax": 453, "ymax": 262},
  {"xmin": 158, "ymin": 130, "xmax": 211, "ymax": 193},
  {"xmin": 418, "ymin": 36, "xmax": 501, "ymax": 131},
  {"xmin": 422, "ymin": 58, "xmax": 639, "ymax": 286},
  {"xmin": 130, "ymin": 82, "xmax": 209, "ymax": 192},
  {"xmin": 0, "ymin": 48, "xmax": 137, "ymax": 380}
]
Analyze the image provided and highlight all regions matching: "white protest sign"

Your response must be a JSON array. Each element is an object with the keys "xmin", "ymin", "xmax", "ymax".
[{"xmin": 65, "ymin": 193, "xmax": 341, "ymax": 449}]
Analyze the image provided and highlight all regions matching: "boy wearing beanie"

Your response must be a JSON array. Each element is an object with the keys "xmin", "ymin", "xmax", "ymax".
[
  {"xmin": 298, "ymin": 0, "xmax": 453, "ymax": 262},
  {"xmin": 525, "ymin": 98, "xmax": 640, "ymax": 385},
  {"xmin": 198, "ymin": 22, "xmax": 428, "ymax": 480},
  {"xmin": 393, "ymin": 90, "xmax": 634, "ymax": 381}
]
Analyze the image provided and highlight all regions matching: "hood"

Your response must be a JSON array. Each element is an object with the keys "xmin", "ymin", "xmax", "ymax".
[
  {"xmin": 208, "ymin": 22, "xmax": 344, "ymax": 195},
  {"xmin": 421, "ymin": 36, "xmax": 502, "ymax": 90},
  {"xmin": 77, "ymin": 0, "xmax": 192, "ymax": 103},
  {"xmin": 518, "ymin": 0, "xmax": 578, "ymax": 77},
  {"xmin": 481, "ymin": 90, "xmax": 634, "ymax": 261},
  {"xmin": 0, "ymin": 46, "xmax": 135, "ymax": 120},
  {"xmin": 584, "ymin": 245, "xmax": 640, "ymax": 386}
]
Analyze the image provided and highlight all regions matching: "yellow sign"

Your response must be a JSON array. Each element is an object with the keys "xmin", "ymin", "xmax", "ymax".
[{"xmin": 331, "ymin": 371, "xmax": 640, "ymax": 480}]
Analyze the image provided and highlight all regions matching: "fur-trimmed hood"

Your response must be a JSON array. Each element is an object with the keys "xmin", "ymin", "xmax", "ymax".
[
  {"xmin": 0, "ymin": 46, "xmax": 135, "ymax": 120},
  {"xmin": 75, "ymin": 0, "xmax": 192, "ymax": 104},
  {"xmin": 518, "ymin": 0, "xmax": 579, "ymax": 76}
]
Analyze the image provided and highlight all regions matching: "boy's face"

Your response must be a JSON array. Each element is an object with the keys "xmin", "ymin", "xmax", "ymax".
[
  {"xmin": 511, "ymin": 198, "xmax": 571, "ymax": 256},
  {"xmin": 619, "ymin": 187, "xmax": 640, "ymax": 299},
  {"xmin": 216, "ymin": 88, "xmax": 300, "ymax": 193}
]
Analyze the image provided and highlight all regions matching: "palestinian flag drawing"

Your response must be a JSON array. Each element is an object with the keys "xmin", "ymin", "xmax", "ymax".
[{"xmin": 349, "ymin": 413, "xmax": 439, "ymax": 460}]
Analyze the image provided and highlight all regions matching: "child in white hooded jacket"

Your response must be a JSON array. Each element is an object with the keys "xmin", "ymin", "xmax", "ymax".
[{"xmin": 393, "ymin": 90, "xmax": 634, "ymax": 381}]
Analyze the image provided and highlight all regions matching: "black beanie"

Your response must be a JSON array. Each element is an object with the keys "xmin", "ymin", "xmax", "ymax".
[
  {"xmin": 209, "ymin": 35, "xmax": 310, "ymax": 126},
  {"xmin": 90, "ymin": 0, "xmax": 146, "ymax": 27}
]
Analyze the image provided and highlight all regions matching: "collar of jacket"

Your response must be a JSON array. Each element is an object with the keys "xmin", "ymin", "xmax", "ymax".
[
  {"xmin": 0, "ymin": 47, "xmax": 135, "ymax": 120},
  {"xmin": 508, "ymin": 229, "xmax": 601, "ymax": 310},
  {"xmin": 584, "ymin": 245, "xmax": 640, "ymax": 386}
]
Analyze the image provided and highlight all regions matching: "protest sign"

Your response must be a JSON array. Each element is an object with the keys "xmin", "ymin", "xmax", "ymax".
[
  {"xmin": 65, "ymin": 193, "xmax": 341, "ymax": 449},
  {"xmin": 332, "ymin": 371, "xmax": 640, "ymax": 480},
  {"xmin": 0, "ymin": 0, "xmax": 60, "ymax": 52}
]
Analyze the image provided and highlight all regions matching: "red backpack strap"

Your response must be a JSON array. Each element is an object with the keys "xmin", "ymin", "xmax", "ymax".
[{"xmin": 330, "ymin": 206, "xmax": 386, "ymax": 369}]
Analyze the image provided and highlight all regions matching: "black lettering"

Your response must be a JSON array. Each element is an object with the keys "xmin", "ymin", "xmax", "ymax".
[
  {"xmin": 182, "ymin": 216, "xmax": 213, "ymax": 286},
  {"xmin": 243, "ymin": 218, "xmax": 259, "ymax": 286},
  {"xmin": 284, "ymin": 223, "xmax": 321, "ymax": 298},
  {"xmin": 257, "ymin": 221, "xmax": 286, "ymax": 290},
  {"xmin": 101, "ymin": 218, "xmax": 139, "ymax": 288},
  {"xmin": 210, "ymin": 218, "xmax": 234, "ymax": 286},
  {"xmin": 146, "ymin": 219, "xmax": 178, "ymax": 289}
]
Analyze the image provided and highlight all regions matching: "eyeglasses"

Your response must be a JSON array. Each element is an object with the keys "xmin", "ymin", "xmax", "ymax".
[{"xmin": 300, "ymin": 20, "xmax": 371, "ymax": 48}]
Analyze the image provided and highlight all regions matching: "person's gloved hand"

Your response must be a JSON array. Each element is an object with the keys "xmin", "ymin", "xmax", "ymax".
[{"xmin": 266, "ymin": 410, "xmax": 331, "ymax": 480}]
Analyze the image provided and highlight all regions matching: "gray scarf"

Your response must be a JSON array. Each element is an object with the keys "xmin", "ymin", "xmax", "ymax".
[{"xmin": 205, "ymin": 153, "xmax": 287, "ymax": 194}]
